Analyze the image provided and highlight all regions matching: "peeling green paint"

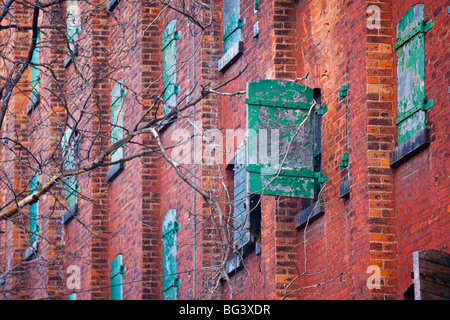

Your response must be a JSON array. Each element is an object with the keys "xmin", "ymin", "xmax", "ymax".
[
  {"xmin": 29, "ymin": 173, "xmax": 40, "ymax": 245},
  {"xmin": 30, "ymin": 32, "xmax": 41, "ymax": 99},
  {"xmin": 111, "ymin": 79, "xmax": 126, "ymax": 162},
  {"xmin": 162, "ymin": 209, "xmax": 180, "ymax": 300},
  {"xmin": 396, "ymin": 4, "xmax": 432, "ymax": 144},
  {"xmin": 61, "ymin": 128, "xmax": 80, "ymax": 210},
  {"xmin": 66, "ymin": 0, "xmax": 81, "ymax": 52},
  {"xmin": 223, "ymin": 0, "xmax": 242, "ymax": 53},
  {"xmin": 162, "ymin": 20, "xmax": 178, "ymax": 115}
]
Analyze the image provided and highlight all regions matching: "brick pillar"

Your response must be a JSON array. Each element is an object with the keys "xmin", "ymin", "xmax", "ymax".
[
  {"xmin": 90, "ymin": 0, "xmax": 111, "ymax": 300},
  {"xmin": 141, "ymin": 1, "xmax": 163, "ymax": 300},
  {"xmin": 366, "ymin": 0, "xmax": 397, "ymax": 300},
  {"xmin": 272, "ymin": 0, "xmax": 297, "ymax": 80}
]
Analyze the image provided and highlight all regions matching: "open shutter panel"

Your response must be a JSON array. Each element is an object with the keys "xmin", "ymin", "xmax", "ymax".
[
  {"xmin": 246, "ymin": 79, "xmax": 324, "ymax": 199},
  {"xmin": 233, "ymin": 146, "xmax": 250, "ymax": 249},
  {"xmin": 223, "ymin": 0, "xmax": 243, "ymax": 53},
  {"xmin": 161, "ymin": 209, "xmax": 180, "ymax": 300},
  {"xmin": 395, "ymin": 4, "xmax": 432, "ymax": 144},
  {"xmin": 30, "ymin": 32, "xmax": 40, "ymax": 98},
  {"xmin": 162, "ymin": 20, "xmax": 179, "ymax": 115},
  {"xmin": 111, "ymin": 254, "xmax": 126, "ymax": 300}
]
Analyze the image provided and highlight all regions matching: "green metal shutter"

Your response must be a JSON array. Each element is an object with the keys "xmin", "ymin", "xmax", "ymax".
[
  {"xmin": 246, "ymin": 79, "xmax": 326, "ymax": 199},
  {"xmin": 233, "ymin": 146, "xmax": 250, "ymax": 249},
  {"xmin": 29, "ymin": 173, "xmax": 40, "ymax": 245},
  {"xmin": 162, "ymin": 20, "xmax": 179, "ymax": 115},
  {"xmin": 67, "ymin": 0, "xmax": 80, "ymax": 52},
  {"xmin": 395, "ymin": 4, "xmax": 433, "ymax": 144},
  {"xmin": 161, "ymin": 209, "xmax": 180, "ymax": 300},
  {"xmin": 111, "ymin": 80, "xmax": 126, "ymax": 162},
  {"xmin": 111, "ymin": 254, "xmax": 126, "ymax": 300},
  {"xmin": 223, "ymin": 0, "xmax": 243, "ymax": 53},
  {"xmin": 61, "ymin": 128, "xmax": 79, "ymax": 212},
  {"xmin": 30, "ymin": 32, "xmax": 40, "ymax": 99}
]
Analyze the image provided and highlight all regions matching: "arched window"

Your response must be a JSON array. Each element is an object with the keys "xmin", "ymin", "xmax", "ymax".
[{"xmin": 110, "ymin": 254, "xmax": 126, "ymax": 300}]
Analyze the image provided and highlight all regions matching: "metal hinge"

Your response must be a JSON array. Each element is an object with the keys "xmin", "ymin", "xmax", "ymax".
[{"xmin": 340, "ymin": 153, "xmax": 349, "ymax": 170}]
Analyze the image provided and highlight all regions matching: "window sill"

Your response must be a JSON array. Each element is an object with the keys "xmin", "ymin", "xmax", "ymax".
[
  {"xmin": 24, "ymin": 241, "xmax": 39, "ymax": 260},
  {"xmin": 390, "ymin": 128, "xmax": 430, "ymax": 167},
  {"xmin": 107, "ymin": 161, "xmax": 124, "ymax": 182},
  {"xmin": 63, "ymin": 44, "xmax": 79, "ymax": 68},
  {"xmin": 27, "ymin": 93, "xmax": 40, "ymax": 115},
  {"xmin": 294, "ymin": 198, "xmax": 325, "ymax": 230},
  {"xmin": 218, "ymin": 41, "xmax": 243, "ymax": 73},
  {"xmin": 224, "ymin": 252, "xmax": 243, "ymax": 277},
  {"xmin": 339, "ymin": 177, "xmax": 350, "ymax": 199},
  {"xmin": 62, "ymin": 203, "xmax": 79, "ymax": 225}
]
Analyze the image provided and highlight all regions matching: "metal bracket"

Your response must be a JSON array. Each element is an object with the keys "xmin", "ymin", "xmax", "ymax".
[
  {"xmin": 316, "ymin": 104, "xmax": 327, "ymax": 115},
  {"xmin": 315, "ymin": 172, "xmax": 329, "ymax": 183},
  {"xmin": 395, "ymin": 20, "xmax": 433, "ymax": 50},
  {"xmin": 395, "ymin": 99, "xmax": 434, "ymax": 125},
  {"xmin": 223, "ymin": 18, "xmax": 245, "ymax": 42}
]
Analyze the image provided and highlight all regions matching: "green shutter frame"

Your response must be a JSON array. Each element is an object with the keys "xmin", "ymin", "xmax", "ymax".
[
  {"xmin": 111, "ymin": 254, "xmax": 126, "ymax": 300},
  {"xmin": 67, "ymin": 0, "xmax": 81, "ymax": 52},
  {"xmin": 30, "ymin": 32, "xmax": 41, "ymax": 99},
  {"xmin": 62, "ymin": 128, "xmax": 79, "ymax": 210},
  {"xmin": 223, "ymin": 0, "xmax": 243, "ymax": 53},
  {"xmin": 111, "ymin": 80, "xmax": 126, "ymax": 162},
  {"xmin": 161, "ymin": 209, "xmax": 180, "ymax": 300},
  {"xmin": 29, "ymin": 173, "xmax": 40, "ymax": 245},
  {"xmin": 246, "ymin": 80, "xmax": 326, "ymax": 199},
  {"xmin": 162, "ymin": 20, "xmax": 179, "ymax": 115},
  {"xmin": 395, "ymin": 4, "xmax": 433, "ymax": 144}
]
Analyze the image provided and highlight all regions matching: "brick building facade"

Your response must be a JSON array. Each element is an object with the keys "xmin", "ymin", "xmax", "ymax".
[{"xmin": 0, "ymin": 0, "xmax": 448, "ymax": 300}]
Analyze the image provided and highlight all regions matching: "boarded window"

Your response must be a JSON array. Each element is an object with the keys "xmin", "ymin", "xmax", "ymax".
[
  {"xmin": 232, "ymin": 146, "xmax": 261, "ymax": 251},
  {"xmin": 61, "ymin": 128, "xmax": 80, "ymax": 214},
  {"xmin": 110, "ymin": 254, "xmax": 126, "ymax": 300},
  {"xmin": 223, "ymin": 0, "xmax": 243, "ymax": 54},
  {"xmin": 28, "ymin": 173, "xmax": 40, "ymax": 245},
  {"xmin": 246, "ymin": 79, "xmax": 326, "ymax": 199},
  {"xmin": 66, "ymin": 0, "xmax": 81, "ymax": 52},
  {"xmin": 162, "ymin": 20, "xmax": 179, "ymax": 115},
  {"xmin": 218, "ymin": 0, "xmax": 244, "ymax": 71},
  {"xmin": 161, "ymin": 209, "xmax": 180, "ymax": 300},
  {"xmin": 111, "ymin": 79, "xmax": 126, "ymax": 163},
  {"xmin": 395, "ymin": 4, "xmax": 432, "ymax": 144}
]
